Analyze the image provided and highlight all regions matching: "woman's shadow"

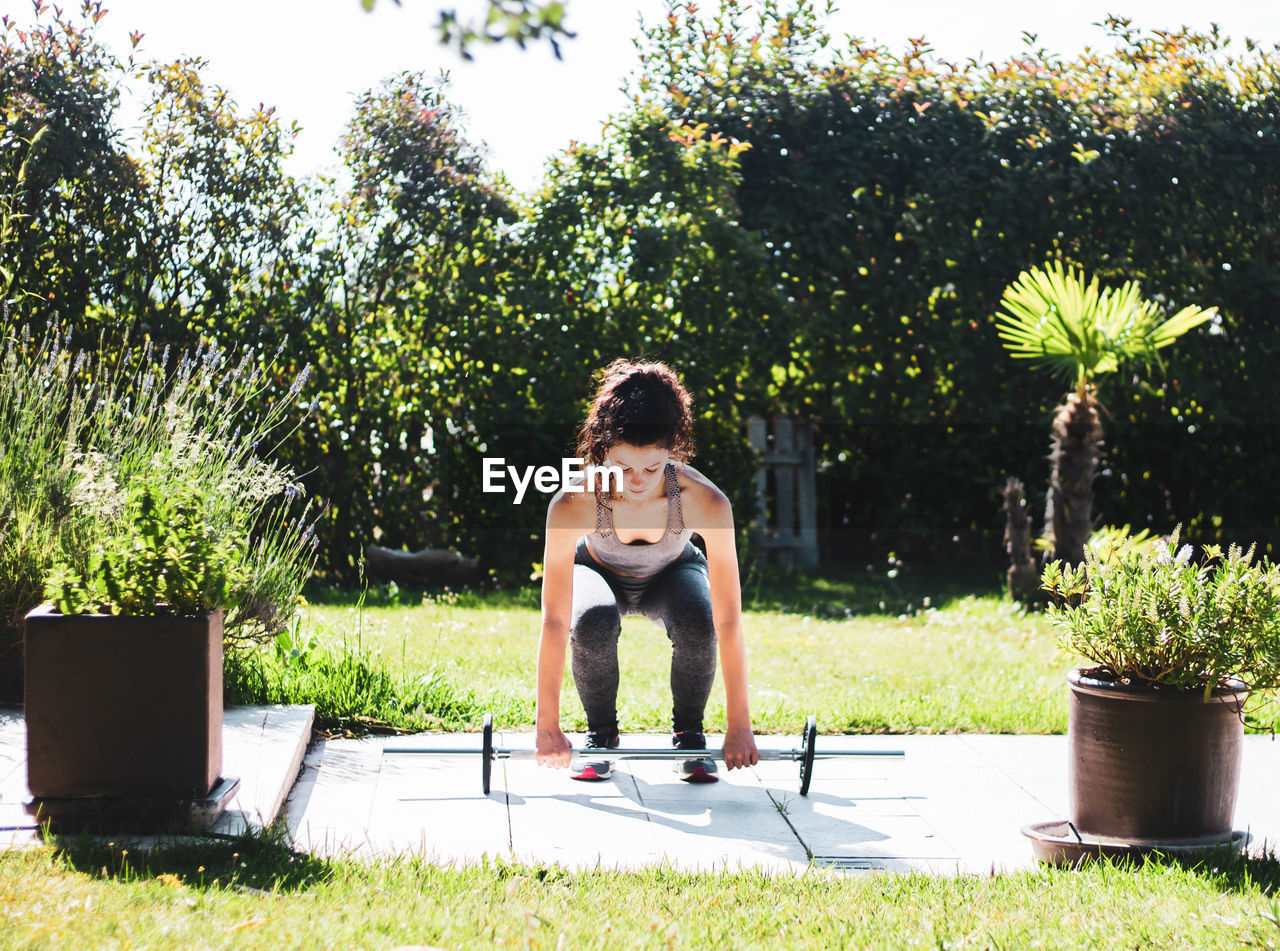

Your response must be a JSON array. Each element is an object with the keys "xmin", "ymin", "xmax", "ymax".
[{"xmin": 500, "ymin": 764, "xmax": 896, "ymax": 862}]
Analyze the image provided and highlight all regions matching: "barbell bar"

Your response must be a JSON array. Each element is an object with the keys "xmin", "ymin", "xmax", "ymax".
[{"xmin": 384, "ymin": 714, "xmax": 905, "ymax": 796}]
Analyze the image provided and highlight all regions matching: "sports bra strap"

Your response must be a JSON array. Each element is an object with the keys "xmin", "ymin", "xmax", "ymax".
[
  {"xmin": 594, "ymin": 487, "xmax": 611, "ymax": 538},
  {"xmin": 665, "ymin": 463, "xmax": 684, "ymax": 534},
  {"xmin": 593, "ymin": 462, "xmax": 684, "ymax": 539}
]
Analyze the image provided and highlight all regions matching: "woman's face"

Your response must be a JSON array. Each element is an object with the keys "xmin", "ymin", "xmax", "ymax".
[{"xmin": 604, "ymin": 442, "xmax": 670, "ymax": 501}]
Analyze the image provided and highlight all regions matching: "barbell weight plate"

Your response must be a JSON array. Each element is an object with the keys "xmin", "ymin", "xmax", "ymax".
[
  {"xmin": 800, "ymin": 714, "xmax": 817, "ymax": 796},
  {"xmin": 482, "ymin": 713, "xmax": 493, "ymax": 796}
]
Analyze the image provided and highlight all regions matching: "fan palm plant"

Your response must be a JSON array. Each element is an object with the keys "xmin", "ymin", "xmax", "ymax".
[{"xmin": 996, "ymin": 261, "xmax": 1215, "ymax": 574}]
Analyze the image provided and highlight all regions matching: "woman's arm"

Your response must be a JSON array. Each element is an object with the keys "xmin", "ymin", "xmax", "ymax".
[
  {"xmin": 535, "ymin": 492, "xmax": 584, "ymax": 767},
  {"xmin": 691, "ymin": 484, "xmax": 759, "ymax": 770}
]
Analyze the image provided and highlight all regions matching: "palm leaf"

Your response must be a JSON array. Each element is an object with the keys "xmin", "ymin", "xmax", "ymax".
[
  {"xmin": 1151, "ymin": 304, "xmax": 1217, "ymax": 348},
  {"xmin": 996, "ymin": 261, "xmax": 1213, "ymax": 390},
  {"xmin": 996, "ymin": 262, "xmax": 1107, "ymax": 386}
]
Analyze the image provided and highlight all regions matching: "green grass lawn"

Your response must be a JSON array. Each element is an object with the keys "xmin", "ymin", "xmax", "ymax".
[
  {"xmin": 302, "ymin": 589, "xmax": 1070, "ymax": 736},
  {"xmin": 4, "ymin": 832, "xmax": 1280, "ymax": 950},
  {"xmin": 13, "ymin": 566, "xmax": 1280, "ymax": 950},
  {"xmin": 231, "ymin": 562, "xmax": 1280, "ymax": 737}
]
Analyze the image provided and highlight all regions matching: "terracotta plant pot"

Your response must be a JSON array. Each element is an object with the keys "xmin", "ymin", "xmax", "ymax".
[
  {"xmin": 1067, "ymin": 668, "xmax": 1247, "ymax": 840},
  {"xmin": 23, "ymin": 604, "xmax": 224, "ymax": 800}
]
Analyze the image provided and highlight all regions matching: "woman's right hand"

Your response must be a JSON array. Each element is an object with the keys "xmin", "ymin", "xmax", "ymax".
[{"xmin": 536, "ymin": 726, "xmax": 573, "ymax": 768}]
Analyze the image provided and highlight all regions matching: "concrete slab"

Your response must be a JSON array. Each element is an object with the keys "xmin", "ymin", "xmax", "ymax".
[
  {"xmin": 1227, "ymin": 735, "xmax": 1280, "ymax": 854},
  {"xmin": 215, "ymin": 705, "xmax": 314, "ymax": 835},
  {"xmin": 503, "ymin": 734, "xmax": 639, "ymax": 802},
  {"xmin": 0, "ymin": 704, "xmax": 311, "ymax": 848},
  {"xmin": 892, "ymin": 765, "xmax": 1048, "ymax": 875},
  {"xmin": 644, "ymin": 797, "xmax": 811, "ymax": 873},
  {"xmin": 364, "ymin": 736, "xmax": 511, "ymax": 862},
  {"xmin": 507, "ymin": 789, "xmax": 663, "ymax": 869},
  {"xmin": 788, "ymin": 801, "xmax": 955, "ymax": 860},
  {"xmin": 332, "ymin": 731, "xmax": 1280, "ymax": 875},
  {"xmin": 810, "ymin": 779, "xmax": 927, "ymax": 817},
  {"xmin": 628, "ymin": 762, "xmax": 767, "ymax": 804},
  {"xmin": 751, "ymin": 735, "xmax": 986, "ymax": 874},
  {"xmin": 287, "ymin": 738, "xmax": 386, "ymax": 857},
  {"xmin": 622, "ymin": 749, "xmax": 810, "ymax": 872},
  {"xmin": 0, "ymin": 708, "xmax": 31, "ymax": 849},
  {"xmin": 0, "ymin": 709, "xmax": 23, "ymax": 787},
  {"xmin": 497, "ymin": 734, "xmax": 661, "ymax": 869}
]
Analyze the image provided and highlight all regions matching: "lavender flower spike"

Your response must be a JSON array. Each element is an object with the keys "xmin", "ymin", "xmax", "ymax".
[{"xmin": 289, "ymin": 364, "xmax": 312, "ymax": 396}]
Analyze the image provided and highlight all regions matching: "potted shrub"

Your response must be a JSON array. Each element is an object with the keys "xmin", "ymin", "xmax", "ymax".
[
  {"xmin": 24, "ymin": 485, "xmax": 241, "ymax": 825},
  {"xmin": 1024, "ymin": 528, "xmax": 1280, "ymax": 863}
]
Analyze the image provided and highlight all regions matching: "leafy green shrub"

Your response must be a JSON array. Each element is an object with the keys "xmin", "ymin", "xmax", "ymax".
[
  {"xmin": 46, "ymin": 486, "xmax": 237, "ymax": 616},
  {"xmin": 1042, "ymin": 528, "xmax": 1280, "ymax": 694}
]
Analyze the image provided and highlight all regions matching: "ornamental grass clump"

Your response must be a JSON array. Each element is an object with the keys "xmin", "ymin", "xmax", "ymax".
[{"xmin": 1041, "ymin": 527, "xmax": 1280, "ymax": 698}]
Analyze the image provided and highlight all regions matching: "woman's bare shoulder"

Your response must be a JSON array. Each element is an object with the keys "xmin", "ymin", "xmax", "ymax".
[
  {"xmin": 545, "ymin": 484, "xmax": 600, "ymax": 532},
  {"xmin": 673, "ymin": 462, "xmax": 732, "ymax": 526}
]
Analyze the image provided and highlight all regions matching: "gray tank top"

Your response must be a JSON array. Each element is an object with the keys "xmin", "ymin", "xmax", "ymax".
[{"xmin": 586, "ymin": 462, "xmax": 686, "ymax": 576}]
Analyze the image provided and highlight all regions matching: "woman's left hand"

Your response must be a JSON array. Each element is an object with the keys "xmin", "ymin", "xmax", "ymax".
[{"xmin": 722, "ymin": 724, "xmax": 759, "ymax": 770}]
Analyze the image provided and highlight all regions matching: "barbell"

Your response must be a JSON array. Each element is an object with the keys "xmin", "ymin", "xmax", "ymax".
[{"xmin": 383, "ymin": 714, "xmax": 905, "ymax": 796}]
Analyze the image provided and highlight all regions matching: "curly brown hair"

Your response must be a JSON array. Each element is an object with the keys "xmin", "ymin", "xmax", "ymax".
[{"xmin": 576, "ymin": 359, "xmax": 695, "ymax": 466}]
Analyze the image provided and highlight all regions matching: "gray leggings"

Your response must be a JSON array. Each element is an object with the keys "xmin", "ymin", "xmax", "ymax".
[{"xmin": 570, "ymin": 539, "xmax": 717, "ymax": 737}]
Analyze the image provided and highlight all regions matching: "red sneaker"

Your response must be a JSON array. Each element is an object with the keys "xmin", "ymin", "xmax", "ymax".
[
  {"xmin": 571, "ymin": 732, "xmax": 619, "ymax": 782},
  {"xmin": 673, "ymin": 730, "xmax": 718, "ymax": 784}
]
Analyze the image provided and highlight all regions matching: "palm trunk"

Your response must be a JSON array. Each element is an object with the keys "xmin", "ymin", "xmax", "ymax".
[
  {"xmin": 1003, "ymin": 477, "xmax": 1041, "ymax": 603},
  {"xmin": 1043, "ymin": 389, "xmax": 1104, "ymax": 567}
]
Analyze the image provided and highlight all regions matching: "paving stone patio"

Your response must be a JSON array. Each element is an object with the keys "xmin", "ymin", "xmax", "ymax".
[
  {"xmin": 286, "ymin": 727, "xmax": 1280, "ymax": 875},
  {"xmin": 4, "ymin": 706, "xmax": 1279, "ymax": 875}
]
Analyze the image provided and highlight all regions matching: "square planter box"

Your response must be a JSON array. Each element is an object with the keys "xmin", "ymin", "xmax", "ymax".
[{"xmin": 24, "ymin": 604, "xmax": 223, "ymax": 800}]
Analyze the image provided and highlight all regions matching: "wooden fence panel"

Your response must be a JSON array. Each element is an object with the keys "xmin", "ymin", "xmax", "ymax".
[{"xmin": 746, "ymin": 416, "xmax": 819, "ymax": 572}]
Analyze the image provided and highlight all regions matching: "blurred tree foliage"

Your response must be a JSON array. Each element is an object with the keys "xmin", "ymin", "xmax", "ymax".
[
  {"xmin": 4, "ymin": 0, "xmax": 1280, "ymax": 586},
  {"xmin": 360, "ymin": 0, "xmax": 575, "ymax": 61},
  {"xmin": 118, "ymin": 59, "xmax": 306, "ymax": 341},
  {"xmin": 629, "ymin": 0, "xmax": 1280, "ymax": 563},
  {"xmin": 284, "ymin": 72, "xmax": 522, "ymax": 575},
  {"xmin": 0, "ymin": 3, "xmax": 136, "ymax": 323},
  {"xmin": 510, "ymin": 105, "xmax": 777, "ymax": 547}
]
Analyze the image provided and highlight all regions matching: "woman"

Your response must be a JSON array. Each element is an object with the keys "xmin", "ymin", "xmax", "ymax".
[{"xmin": 535, "ymin": 359, "xmax": 759, "ymax": 783}]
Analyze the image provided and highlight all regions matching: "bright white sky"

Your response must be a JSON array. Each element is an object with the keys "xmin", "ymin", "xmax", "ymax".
[{"xmin": 83, "ymin": 0, "xmax": 1280, "ymax": 192}]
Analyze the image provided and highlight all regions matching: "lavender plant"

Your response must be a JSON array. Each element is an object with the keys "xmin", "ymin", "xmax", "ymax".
[
  {"xmin": 1041, "ymin": 527, "xmax": 1280, "ymax": 697},
  {"xmin": 0, "ymin": 322, "xmax": 319, "ymax": 647}
]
